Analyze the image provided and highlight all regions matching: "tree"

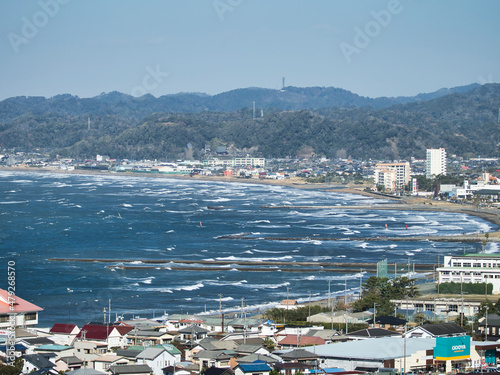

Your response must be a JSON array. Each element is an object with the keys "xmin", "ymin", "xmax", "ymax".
[
  {"xmin": 264, "ymin": 337, "xmax": 275, "ymax": 352},
  {"xmin": 0, "ymin": 358, "xmax": 23, "ymax": 375},
  {"xmin": 353, "ymin": 276, "xmax": 419, "ymax": 316}
]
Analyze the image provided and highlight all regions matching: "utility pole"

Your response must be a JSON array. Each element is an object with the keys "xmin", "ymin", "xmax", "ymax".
[
  {"xmin": 308, "ymin": 291, "xmax": 311, "ymax": 322},
  {"xmin": 218, "ymin": 293, "xmax": 223, "ymax": 332},
  {"xmin": 241, "ymin": 298, "xmax": 246, "ymax": 344},
  {"xmin": 344, "ymin": 275, "xmax": 347, "ymax": 306},
  {"xmin": 328, "ymin": 280, "xmax": 331, "ymax": 308}
]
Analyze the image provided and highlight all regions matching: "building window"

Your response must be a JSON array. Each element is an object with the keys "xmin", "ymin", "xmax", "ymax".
[
  {"xmin": 448, "ymin": 305, "xmax": 458, "ymax": 312},
  {"xmin": 463, "ymin": 263, "xmax": 471, "ymax": 267},
  {"xmin": 25, "ymin": 313, "xmax": 37, "ymax": 321},
  {"xmin": 425, "ymin": 304, "xmax": 435, "ymax": 312}
]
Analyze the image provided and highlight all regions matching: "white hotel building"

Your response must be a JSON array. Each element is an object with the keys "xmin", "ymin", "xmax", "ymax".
[
  {"xmin": 374, "ymin": 162, "xmax": 411, "ymax": 191},
  {"xmin": 426, "ymin": 148, "xmax": 447, "ymax": 179},
  {"xmin": 437, "ymin": 253, "xmax": 500, "ymax": 294}
]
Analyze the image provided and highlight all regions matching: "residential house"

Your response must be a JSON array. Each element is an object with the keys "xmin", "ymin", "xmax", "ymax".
[
  {"xmin": 275, "ymin": 300, "xmax": 298, "ymax": 310},
  {"xmin": 187, "ymin": 338, "xmax": 238, "ymax": 362},
  {"xmin": 279, "ymin": 348, "xmax": 319, "ymax": 364},
  {"xmin": 477, "ymin": 313, "xmax": 500, "ymax": 341},
  {"xmin": 20, "ymin": 337, "xmax": 56, "ymax": 354},
  {"xmin": 234, "ymin": 344, "xmax": 270, "ymax": 357},
  {"xmin": 76, "ymin": 324, "xmax": 133, "ymax": 349},
  {"xmin": 278, "ymin": 335, "xmax": 325, "ymax": 349},
  {"xmin": 54, "ymin": 356, "xmax": 84, "ymax": 373},
  {"xmin": 404, "ymin": 322, "xmax": 467, "ymax": 339},
  {"xmin": 235, "ymin": 354, "xmax": 279, "ymax": 365},
  {"xmin": 177, "ymin": 325, "xmax": 209, "ymax": 342},
  {"xmin": 365, "ymin": 316, "xmax": 408, "ymax": 330},
  {"xmin": 159, "ymin": 344, "xmax": 182, "ymax": 363},
  {"xmin": 303, "ymin": 329, "xmax": 338, "ymax": 344},
  {"xmin": 307, "ymin": 311, "xmax": 371, "ymax": 324},
  {"xmin": 109, "ymin": 364, "xmax": 153, "ymax": 375},
  {"xmin": 49, "ymin": 323, "xmax": 80, "ymax": 346},
  {"xmin": 93, "ymin": 354, "xmax": 129, "ymax": 373},
  {"xmin": 128, "ymin": 330, "xmax": 175, "ymax": 346},
  {"xmin": 163, "ymin": 365, "xmax": 193, "ymax": 375},
  {"xmin": 34, "ymin": 344, "xmax": 74, "ymax": 359},
  {"xmin": 0, "ymin": 288, "xmax": 43, "ymax": 328},
  {"xmin": 73, "ymin": 340, "xmax": 108, "ymax": 366},
  {"xmin": 22, "ymin": 354, "xmax": 57, "ymax": 375},
  {"xmin": 67, "ymin": 368, "xmax": 106, "ymax": 375},
  {"xmin": 347, "ymin": 328, "xmax": 401, "ymax": 340},
  {"xmin": 234, "ymin": 363, "xmax": 272, "ymax": 375},
  {"xmin": 192, "ymin": 350, "xmax": 235, "ymax": 372},
  {"xmin": 136, "ymin": 347, "xmax": 176, "ymax": 375},
  {"xmin": 115, "ymin": 347, "xmax": 144, "ymax": 361},
  {"xmin": 200, "ymin": 367, "xmax": 234, "ymax": 375},
  {"xmin": 273, "ymin": 362, "xmax": 314, "ymax": 375}
]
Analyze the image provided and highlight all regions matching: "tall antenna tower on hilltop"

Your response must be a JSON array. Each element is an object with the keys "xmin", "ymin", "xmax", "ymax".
[
  {"xmin": 282, "ymin": 77, "xmax": 285, "ymax": 90},
  {"xmin": 498, "ymin": 108, "xmax": 500, "ymax": 123},
  {"xmin": 88, "ymin": 117, "xmax": 91, "ymax": 131}
]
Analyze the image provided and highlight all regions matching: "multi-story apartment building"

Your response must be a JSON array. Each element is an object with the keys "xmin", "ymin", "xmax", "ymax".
[
  {"xmin": 426, "ymin": 148, "xmax": 447, "ymax": 178},
  {"xmin": 374, "ymin": 162, "xmax": 411, "ymax": 191},
  {"xmin": 437, "ymin": 253, "xmax": 500, "ymax": 294},
  {"xmin": 203, "ymin": 157, "xmax": 265, "ymax": 168}
]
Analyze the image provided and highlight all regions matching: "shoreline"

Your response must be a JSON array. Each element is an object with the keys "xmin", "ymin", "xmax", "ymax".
[{"xmin": 2, "ymin": 166, "xmax": 500, "ymax": 239}]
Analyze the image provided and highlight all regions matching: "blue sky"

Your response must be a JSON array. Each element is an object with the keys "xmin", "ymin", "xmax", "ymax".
[{"xmin": 1, "ymin": 0, "xmax": 499, "ymax": 100}]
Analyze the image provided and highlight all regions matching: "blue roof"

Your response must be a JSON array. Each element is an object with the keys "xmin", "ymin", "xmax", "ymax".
[
  {"xmin": 36, "ymin": 344, "xmax": 72, "ymax": 351},
  {"xmin": 238, "ymin": 363, "xmax": 271, "ymax": 372},
  {"xmin": 0, "ymin": 344, "xmax": 28, "ymax": 352},
  {"xmin": 309, "ymin": 369, "xmax": 346, "ymax": 374}
]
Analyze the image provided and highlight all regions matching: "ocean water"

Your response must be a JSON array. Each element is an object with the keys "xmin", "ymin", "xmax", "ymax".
[{"xmin": 0, "ymin": 171, "xmax": 496, "ymax": 326}]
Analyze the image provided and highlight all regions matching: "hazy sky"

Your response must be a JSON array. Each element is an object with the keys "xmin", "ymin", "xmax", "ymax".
[{"xmin": 1, "ymin": 0, "xmax": 499, "ymax": 100}]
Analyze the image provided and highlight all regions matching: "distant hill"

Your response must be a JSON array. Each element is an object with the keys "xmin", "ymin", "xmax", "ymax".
[
  {"xmin": 0, "ymin": 84, "xmax": 479, "ymax": 122},
  {"xmin": 0, "ymin": 83, "xmax": 498, "ymax": 161}
]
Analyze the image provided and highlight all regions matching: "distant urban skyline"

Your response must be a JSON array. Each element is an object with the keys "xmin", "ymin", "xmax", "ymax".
[{"xmin": 1, "ymin": 0, "xmax": 499, "ymax": 100}]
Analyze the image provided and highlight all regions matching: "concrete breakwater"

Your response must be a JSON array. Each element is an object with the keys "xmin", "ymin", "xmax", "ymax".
[
  {"xmin": 49, "ymin": 258, "xmax": 437, "ymax": 272},
  {"xmin": 217, "ymin": 233, "xmax": 493, "ymax": 242}
]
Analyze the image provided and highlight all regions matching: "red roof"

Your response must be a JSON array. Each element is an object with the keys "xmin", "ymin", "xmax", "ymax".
[
  {"xmin": 179, "ymin": 318, "xmax": 203, "ymax": 324},
  {"xmin": 76, "ymin": 325, "xmax": 116, "ymax": 340},
  {"xmin": 50, "ymin": 323, "xmax": 78, "ymax": 334},
  {"xmin": 76, "ymin": 324, "xmax": 132, "ymax": 340},
  {"xmin": 114, "ymin": 326, "xmax": 134, "ymax": 335},
  {"xmin": 279, "ymin": 335, "xmax": 325, "ymax": 346},
  {"xmin": 0, "ymin": 289, "xmax": 43, "ymax": 314}
]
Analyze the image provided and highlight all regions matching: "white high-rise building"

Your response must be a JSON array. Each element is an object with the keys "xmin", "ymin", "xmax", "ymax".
[
  {"xmin": 374, "ymin": 162, "xmax": 411, "ymax": 191},
  {"xmin": 426, "ymin": 148, "xmax": 446, "ymax": 179}
]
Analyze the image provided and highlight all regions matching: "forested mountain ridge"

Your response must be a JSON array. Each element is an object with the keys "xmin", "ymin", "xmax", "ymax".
[
  {"xmin": 0, "ymin": 84, "xmax": 479, "ymax": 122},
  {"xmin": 0, "ymin": 83, "xmax": 498, "ymax": 161}
]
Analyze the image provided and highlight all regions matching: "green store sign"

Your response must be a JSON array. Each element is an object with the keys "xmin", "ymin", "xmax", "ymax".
[{"xmin": 434, "ymin": 336, "xmax": 470, "ymax": 360}]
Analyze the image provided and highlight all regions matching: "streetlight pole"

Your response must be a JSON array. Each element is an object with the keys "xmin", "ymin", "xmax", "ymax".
[
  {"xmin": 403, "ymin": 323, "xmax": 407, "ymax": 375},
  {"xmin": 67, "ymin": 288, "xmax": 73, "ymax": 324},
  {"xmin": 485, "ymin": 306, "xmax": 489, "ymax": 342}
]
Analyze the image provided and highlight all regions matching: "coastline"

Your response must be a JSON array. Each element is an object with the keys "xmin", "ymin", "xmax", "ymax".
[{"xmin": 2, "ymin": 166, "xmax": 500, "ymax": 239}]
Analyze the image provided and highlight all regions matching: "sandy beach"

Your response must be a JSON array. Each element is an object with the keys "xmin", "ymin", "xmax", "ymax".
[{"xmin": 3, "ymin": 166, "xmax": 500, "ymax": 239}]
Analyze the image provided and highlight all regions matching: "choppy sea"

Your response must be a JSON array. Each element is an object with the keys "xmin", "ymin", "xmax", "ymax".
[{"xmin": 0, "ymin": 171, "xmax": 496, "ymax": 326}]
